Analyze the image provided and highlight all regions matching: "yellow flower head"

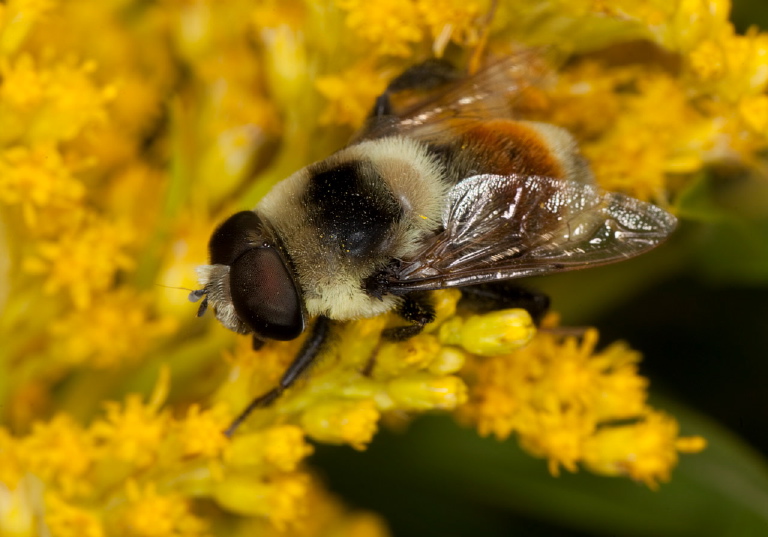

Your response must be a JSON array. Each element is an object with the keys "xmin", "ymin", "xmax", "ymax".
[
  {"xmin": 225, "ymin": 425, "xmax": 313, "ymax": 472},
  {"xmin": 213, "ymin": 473, "xmax": 310, "ymax": 530},
  {"xmin": 457, "ymin": 323, "xmax": 702, "ymax": 478},
  {"xmin": 49, "ymin": 289, "xmax": 177, "ymax": 369},
  {"xmin": 0, "ymin": 144, "xmax": 85, "ymax": 228},
  {"xmin": 584, "ymin": 410, "xmax": 707, "ymax": 488},
  {"xmin": 335, "ymin": 0, "xmax": 423, "ymax": 57},
  {"xmin": 45, "ymin": 493, "xmax": 104, "ymax": 537},
  {"xmin": 90, "ymin": 393, "xmax": 169, "ymax": 468},
  {"xmin": 21, "ymin": 415, "xmax": 94, "ymax": 498},
  {"xmin": 316, "ymin": 62, "xmax": 390, "ymax": 128},
  {"xmin": 23, "ymin": 215, "xmax": 135, "ymax": 309},
  {"xmin": 176, "ymin": 404, "xmax": 231, "ymax": 459},
  {"xmin": 119, "ymin": 482, "xmax": 209, "ymax": 537},
  {"xmin": 6, "ymin": 0, "xmax": 762, "ymax": 534},
  {"xmin": 416, "ymin": 0, "xmax": 490, "ymax": 55},
  {"xmin": 0, "ymin": 54, "xmax": 113, "ymax": 145}
]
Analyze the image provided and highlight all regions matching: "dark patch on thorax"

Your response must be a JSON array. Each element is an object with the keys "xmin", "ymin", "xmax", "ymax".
[{"xmin": 304, "ymin": 160, "xmax": 402, "ymax": 259}]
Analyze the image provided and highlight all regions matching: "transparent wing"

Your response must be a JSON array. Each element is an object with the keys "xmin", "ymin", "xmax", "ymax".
[
  {"xmin": 353, "ymin": 51, "xmax": 548, "ymax": 144},
  {"xmin": 385, "ymin": 174, "xmax": 677, "ymax": 292}
]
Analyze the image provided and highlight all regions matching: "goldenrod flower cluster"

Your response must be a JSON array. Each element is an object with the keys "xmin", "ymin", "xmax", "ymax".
[
  {"xmin": 1, "ymin": 0, "xmax": 762, "ymax": 535},
  {"xmin": 457, "ymin": 319, "xmax": 706, "ymax": 489}
]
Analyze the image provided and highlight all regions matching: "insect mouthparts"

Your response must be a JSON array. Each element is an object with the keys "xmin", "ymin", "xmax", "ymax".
[
  {"xmin": 188, "ymin": 289, "xmax": 209, "ymax": 317},
  {"xmin": 188, "ymin": 288, "xmax": 206, "ymax": 302}
]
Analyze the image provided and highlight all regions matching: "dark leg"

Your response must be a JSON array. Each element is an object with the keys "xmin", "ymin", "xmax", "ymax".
[
  {"xmin": 224, "ymin": 316, "xmax": 332, "ymax": 437},
  {"xmin": 459, "ymin": 283, "xmax": 550, "ymax": 325},
  {"xmin": 382, "ymin": 292, "xmax": 436, "ymax": 341},
  {"xmin": 252, "ymin": 335, "xmax": 265, "ymax": 351}
]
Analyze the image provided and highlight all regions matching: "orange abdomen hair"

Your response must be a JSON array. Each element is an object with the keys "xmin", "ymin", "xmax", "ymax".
[{"xmin": 432, "ymin": 119, "xmax": 588, "ymax": 185}]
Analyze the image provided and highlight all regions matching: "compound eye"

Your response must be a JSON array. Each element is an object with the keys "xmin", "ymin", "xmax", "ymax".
[
  {"xmin": 229, "ymin": 247, "xmax": 305, "ymax": 341},
  {"xmin": 209, "ymin": 211, "xmax": 265, "ymax": 266}
]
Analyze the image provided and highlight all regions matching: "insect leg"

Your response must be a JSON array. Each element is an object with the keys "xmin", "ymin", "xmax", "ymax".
[
  {"xmin": 459, "ymin": 282, "xmax": 550, "ymax": 325},
  {"xmin": 382, "ymin": 292, "xmax": 436, "ymax": 341},
  {"xmin": 224, "ymin": 316, "xmax": 332, "ymax": 437}
]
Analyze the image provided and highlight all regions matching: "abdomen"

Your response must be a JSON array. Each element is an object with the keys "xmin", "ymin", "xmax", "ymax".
[{"xmin": 428, "ymin": 120, "xmax": 593, "ymax": 185}]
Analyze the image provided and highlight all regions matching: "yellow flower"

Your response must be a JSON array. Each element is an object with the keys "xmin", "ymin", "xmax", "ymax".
[
  {"xmin": 0, "ymin": 428, "xmax": 22, "ymax": 488},
  {"xmin": 230, "ymin": 482, "xmax": 391, "ymax": 537},
  {"xmin": 375, "ymin": 334, "xmax": 442, "ymax": 376},
  {"xmin": 118, "ymin": 481, "xmax": 209, "ymax": 537},
  {"xmin": 20, "ymin": 415, "xmax": 94, "ymax": 498},
  {"xmin": 0, "ymin": 475, "xmax": 42, "ymax": 537},
  {"xmin": 583, "ymin": 411, "xmax": 707, "ymax": 489},
  {"xmin": 22, "ymin": 215, "xmax": 134, "ymax": 309},
  {"xmin": 316, "ymin": 62, "xmax": 390, "ymax": 128},
  {"xmin": 415, "ymin": 0, "xmax": 490, "ymax": 56},
  {"xmin": 387, "ymin": 372, "xmax": 468, "ymax": 410},
  {"xmin": 49, "ymin": 289, "xmax": 177, "ymax": 369},
  {"xmin": 251, "ymin": 0, "xmax": 306, "ymax": 30},
  {"xmin": 9, "ymin": 0, "xmax": 763, "ymax": 533},
  {"xmin": 518, "ymin": 406, "xmax": 594, "ymax": 475},
  {"xmin": 213, "ymin": 473, "xmax": 310, "ymax": 530},
  {"xmin": 0, "ymin": 144, "xmax": 85, "ymax": 228},
  {"xmin": 546, "ymin": 63, "xmax": 708, "ymax": 201},
  {"xmin": 593, "ymin": 0, "xmax": 731, "ymax": 52},
  {"xmin": 45, "ymin": 493, "xmax": 104, "ymax": 537},
  {"xmin": 176, "ymin": 404, "xmax": 231, "ymax": 459},
  {"xmin": 335, "ymin": 0, "xmax": 423, "ymax": 57},
  {"xmin": 90, "ymin": 392, "xmax": 169, "ymax": 468},
  {"xmin": 456, "ymin": 324, "xmax": 703, "ymax": 477},
  {"xmin": 301, "ymin": 399, "xmax": 380, "ymax": 449},
  {"xmin": 225, "ymin": 425, "xmax": 313, "ymax": 472},
  {"xmin": 438, "ymin": 308, "xmax": 535, "ymax": 356},
  {"xmin": 0, "ymin": 54, "xmax": 113, "ymax": 145},
  {"xmin": 0, "ymin": 0, "xmax": 54, "ymax": 56}
]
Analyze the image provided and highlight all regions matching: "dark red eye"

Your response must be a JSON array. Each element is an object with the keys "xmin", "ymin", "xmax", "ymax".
[
  {"xmin": 208, "ymin": 210, "xmax": 305, "ymax": 341},
  {"xmin": 229, "ymin": 247, "xmax": 305, "ymax": 341},
  {"xmin": 209, "ymin": 211, "xmax": 265, "ymax": 266}
]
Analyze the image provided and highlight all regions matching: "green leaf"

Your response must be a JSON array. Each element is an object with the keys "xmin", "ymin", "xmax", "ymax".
[
  {"xmin": 312, "ymin": 400, "xmax": 768, "ymax": 537},
  {"xmin": 675, "ymin": 172, "xmax": 768, "ymax": 285}
]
